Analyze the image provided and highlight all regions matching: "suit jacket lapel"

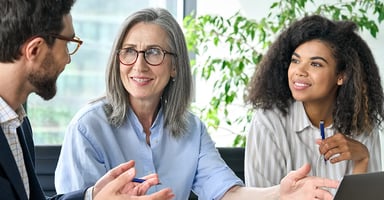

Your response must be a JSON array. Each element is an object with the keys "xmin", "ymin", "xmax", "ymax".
[
  {"xmin": 0, "ymin": 128, "xmax": 28, "ymax": 200},
  {"xmin": 17, "ymin": 121, "xmax": 45, "ymax": 199}
]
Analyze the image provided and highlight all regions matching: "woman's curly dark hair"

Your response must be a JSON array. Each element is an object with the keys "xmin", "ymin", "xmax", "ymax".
[{"xmin": 246, "ymin": 15, "xmax": 384, "ymax": 135}]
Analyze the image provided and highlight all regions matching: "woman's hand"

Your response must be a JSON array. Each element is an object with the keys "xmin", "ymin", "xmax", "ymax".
[{"xmin": 317, "ymin": 133, "xmax": 369, "ymax": 173}]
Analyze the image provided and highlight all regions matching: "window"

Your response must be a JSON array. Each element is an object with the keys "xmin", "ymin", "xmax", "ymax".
[{"xmin": 29, "ymin": 0, "xmax": 188, "ymax": 144}]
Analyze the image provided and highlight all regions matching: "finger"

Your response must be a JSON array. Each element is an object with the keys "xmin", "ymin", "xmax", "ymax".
[
  {"xmin": 314, "ymin": 188, "xmax": 335, "ymax": 200},
  {"xmin": 132, "ymin": 174, "xmax": 161, "ymax": 195},
  {"xmin": 93, "ymin": 160, "xmax": 136, "ymax": 196},
  {"xmin": 318, "ymin": 139, "xmax": 334, "ymax": 155},
  {"xmin": 314, "ymin": 177, "xmax": 340, "ymax": 189},
  {"xmin": 141, "ymin": 173, "xmax": 158, "ymax": 180},
  {"xmin": 323, "ymin": 133, "xmax": 346, "ymax": 147},
  {"xmin": 136, "ymin": 180, "xmax": 155, "ymax": 195},
  {"xmin": 324, "ymin": 145, "xmax": 353, "ymax": 162},
  {"xmin": 140, "ymin": 173, "xmax": 160, "ymax": 185},
  {"xmin": 324, "ymin": 147, "xmax": 340, "ymax": 161},
  {"xmin": 141, "ymin": 173, "xmax": 160, "ymax": 184},
  {"xmin": 94, "ymin": 167, "xmax": 137, "ymax": 200},
  {"xmin": 120, "ymin": 179, "xmax": 159, "ymax": 196},
  {"xmin": 105, "ymin": 167, "xmax": 137, "ymax": 194},
  {"xmin": 288, "ymin": 163, "xmax": 311, "ymax": 181},
  {"xmin": 107, "ymin": 160, "xmax": 136, "ymax": 179},
  {"xmin": 120, "ymin": 180, "xmax": 139, "ymax": 195},
  {"xmin": 120, "ymin": 173, "xmax": 161, "ymax": 195},
  {"xmin": 315, "ymin": 139, "xmax": 322, "ymax": 145},
  {"xmin": 329, "ymin": 153, "xmax": 351, "ymax": 164}
]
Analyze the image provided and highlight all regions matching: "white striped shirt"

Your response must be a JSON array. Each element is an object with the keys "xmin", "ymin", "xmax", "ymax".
[{"xmin": 245, "ymin": 101, "xmax": 382, "ymax": 191}]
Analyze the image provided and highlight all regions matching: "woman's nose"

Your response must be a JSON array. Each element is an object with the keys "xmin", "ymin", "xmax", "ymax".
[
  {"xmin": 294, "ymin": 63, "xmax": 308, "ymax": 77},
  {"xmin": 132, "ymin": 54, "xmax": 149, "ymax": 71}
]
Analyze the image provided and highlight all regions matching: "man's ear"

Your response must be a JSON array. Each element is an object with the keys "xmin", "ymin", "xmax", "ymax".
[{"xmin": 23, "ymin": 37, "xmax": 45, "ymax": 60}]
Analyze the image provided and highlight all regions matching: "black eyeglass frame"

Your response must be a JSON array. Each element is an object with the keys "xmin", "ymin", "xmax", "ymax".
[
  {"xmin": 47, "ymin": 33, "xmax": 83, "ymax": 55},
  {"xmin": 116, "ymin": 47, "xmax": 177, "ymax": 66}
]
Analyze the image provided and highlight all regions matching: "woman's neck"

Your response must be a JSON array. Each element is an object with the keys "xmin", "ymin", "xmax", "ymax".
[
  {"xmin": 130, "ymin": 98, "xmax": 161, "ymax": 135},
  {"xmin": 303, "ymin": 101, "xmax": 334, "ymax": 128}
]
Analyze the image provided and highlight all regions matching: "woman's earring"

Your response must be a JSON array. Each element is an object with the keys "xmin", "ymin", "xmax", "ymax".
[{"xmin": 337, "ymin": 78, "xmax": 343, "ymax": 85}]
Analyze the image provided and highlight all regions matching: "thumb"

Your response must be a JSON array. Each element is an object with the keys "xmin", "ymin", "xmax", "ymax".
[
  {"xmin": 290, "ymin": 164, "xmax": 311, "ymax": 181},
  {"xmin": 107, "ymin": 167, "xmax": 136, "ymax": 192}
]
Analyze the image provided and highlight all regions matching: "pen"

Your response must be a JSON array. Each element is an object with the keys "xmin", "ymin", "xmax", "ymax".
[
  {"xmin": 132, "ymin": 178, "xmax": 145, "ymax": 183},
  {"xmin": 319, "ymin": 120, "xmax": 326, "ymax": 163},
  {"xmin": 132, "ymin": 177, "xmax": 162, "ymax": 185}
]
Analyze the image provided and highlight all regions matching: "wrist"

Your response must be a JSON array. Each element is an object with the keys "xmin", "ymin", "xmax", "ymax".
[{"xmin": 353, "ymin": 157, "xmax": 369, "ymax": 174}]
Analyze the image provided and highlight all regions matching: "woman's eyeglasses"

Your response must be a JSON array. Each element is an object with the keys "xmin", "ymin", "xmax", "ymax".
[{"xmin": 117, "ymin": 47, "xmax": 176, "ymax": 66}]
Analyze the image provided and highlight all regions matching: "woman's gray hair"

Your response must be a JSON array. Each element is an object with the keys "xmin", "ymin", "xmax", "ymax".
[{"xmin": 104, "ymin": 8, "xmax": 192, "ymax": 137}]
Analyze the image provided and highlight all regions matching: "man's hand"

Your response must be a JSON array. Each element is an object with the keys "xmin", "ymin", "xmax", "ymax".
[
  {"xmin": 280, "ymin": 164, "xmax": 339, "ymax": 200},
  {"xmin": 93, "ymin": 160, "xmax": 174, "ymax": 200}
]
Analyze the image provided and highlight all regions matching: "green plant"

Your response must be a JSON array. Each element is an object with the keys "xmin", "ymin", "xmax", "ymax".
[{"xmin": 184, "ymin": 0, "xmax": 384, "ymax": 147}]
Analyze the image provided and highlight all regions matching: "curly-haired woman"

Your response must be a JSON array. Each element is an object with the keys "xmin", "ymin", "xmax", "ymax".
[{"xmin": 245, "ymin": 15, "xmax": 384, "ymax": 189}]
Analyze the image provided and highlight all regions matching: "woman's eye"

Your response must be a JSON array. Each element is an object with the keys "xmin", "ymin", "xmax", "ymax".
[
  {"xmin": 146, "ymin": 48, "xmax": 161, "ymax": 55},
  {"xmin": 125, "ymin": 48, "xmax": 136, "ymax": 54},
  {"xmin": 311, "ymin": 62, "xmax": 322, "ymax": 67},
  {"xmin": 290, "ymin": 58, "xmax": 299, "ymax": 64}
]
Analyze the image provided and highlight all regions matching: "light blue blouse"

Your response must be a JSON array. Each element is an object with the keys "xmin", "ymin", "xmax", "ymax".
[{"xmin": 55, "ymin": 99, "xmax": 243, "ymax": 200}]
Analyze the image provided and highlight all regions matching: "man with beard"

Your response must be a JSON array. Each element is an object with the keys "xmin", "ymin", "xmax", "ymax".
[{"xmin": 0, "ymin": 0, "xmax": 174, "ymax": 200}]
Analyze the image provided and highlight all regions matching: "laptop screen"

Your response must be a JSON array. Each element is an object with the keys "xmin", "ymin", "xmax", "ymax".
[{"xmin": 333, "ymin": 171, "xmax": 384, "ymax": 200}]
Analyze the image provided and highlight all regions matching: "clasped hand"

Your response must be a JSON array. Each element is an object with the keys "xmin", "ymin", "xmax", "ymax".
[{"xmin": 317, "ymin": 133, "xmax": 369, "ymax": 173}]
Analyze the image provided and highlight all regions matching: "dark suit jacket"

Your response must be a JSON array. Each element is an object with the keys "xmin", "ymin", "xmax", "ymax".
[{"xmin": 0, "ymin": 117, "xmax": 86, "ymax": 200}]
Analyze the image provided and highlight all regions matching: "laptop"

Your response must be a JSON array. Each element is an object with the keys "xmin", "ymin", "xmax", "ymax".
[{"xmin": 334, "ymin": 171, "xmax": 384, "ymax": 200}]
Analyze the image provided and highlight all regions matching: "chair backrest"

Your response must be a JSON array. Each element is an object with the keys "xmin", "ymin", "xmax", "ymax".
[
  {"xmin": 217, "ymin": 147, "xmax": 245, "ymax": 181},
  {"xmin": 34, "ymin": 145, "xmax": 61, "ymax": 196},
  {"xmin": 188, "ymin": 147, "xmax": 245, "ymax": 200}
]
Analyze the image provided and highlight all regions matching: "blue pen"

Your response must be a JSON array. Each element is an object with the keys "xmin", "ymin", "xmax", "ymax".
[
  {"xmin": 132, "ymin": 178, "xmax": 145, "ymax": 183},
  {"xmin": 319, "ymin": 120, "xmax": 326, "ymax": 163},
  {"xmin": 133, "ymin": 177, "xmax": 162, "ymax": 185}
]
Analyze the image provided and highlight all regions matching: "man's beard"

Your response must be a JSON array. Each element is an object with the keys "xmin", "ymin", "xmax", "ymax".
[{"xmin": 28, "ymin": 52, "xmax": 60, "ymax": 100}]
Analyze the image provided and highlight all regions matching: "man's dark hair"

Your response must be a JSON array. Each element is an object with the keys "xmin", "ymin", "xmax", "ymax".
[{"xmin": 0, "ymin": 0, "xmax": 76, "ymax": 62}]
